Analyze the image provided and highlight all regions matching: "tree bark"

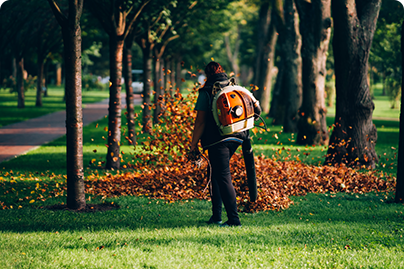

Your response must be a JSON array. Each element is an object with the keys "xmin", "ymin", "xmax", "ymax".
[
  {"xmin": 12, "ymin": 57, "xmax": 17, "ymax": 79},
  {"xmin": 325, "ymin": 0, "xmax": 381, "ymax": 168},
  {"xmin": 48, "ymin": 0, "xmax": 86, "ymax": 210},
  {"xmin": 142, "ymin": 46, "xmax": 153, "ymax": 133},
  {"xmin": 16, "ymin": 57, "xmax": 25, "ymax": 108},
  {"xmin": 36, "ymin": 56, "xmax": 44, "ymax": 107},
  {"xmin": 282, "ymin": 0, "xmax": 302, "ymax": 133},
  {"xmin": 253, "ymin": 2, "xmax": 278, "ymax": 114},
  {"xmin": 175, "ymin": 55, "xmax": 182, "ymax": 92},
  {"xmin": 269, "ymin": 59, "xmax": 285, "ymax": 123},
  {"xmin": 56, "ymin": 62, "xmax": 62, "ymax": 86},
  {"xmin": 123, "ymin": 43, "xmax": 136, "ymax": 145},
  {"xmin": 224, "ymin": 29, "xmax": 240, "ymax": 76},
  {"xmin": 106, "ymin": 37, "xmax": 124, "ymax": 170},
  {"xmin": 170, "ymin": 58, "xmax": 175, "ymax": 96},
  {"xmin": 394, "ymin": 21, "xmax": 404, "ymax": 202},
  {"xmin": 153, "ymin": 56, "xmax": 162, "ymax": 123},
  {"xmin": 295, "ymin": 0, "xmax": 331, "ymax": 146}
]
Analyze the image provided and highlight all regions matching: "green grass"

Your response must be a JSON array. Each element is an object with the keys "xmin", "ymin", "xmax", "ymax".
[
  {"xmin": 0, "ymin": 86, "xmax": 110, "ymax": 127},
  {"xmin": 0, "ymin": 193, "xmax": 403, "ymax": 268},
  {"xmin": 0, "ymin": 83, "xmax": 402, "ymax": 268},
  {"xmin": 325, "ymin": 82, "xmax": 401, "ymax": 121}
]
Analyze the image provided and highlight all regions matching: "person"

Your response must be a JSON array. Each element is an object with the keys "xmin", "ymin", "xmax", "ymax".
[{"xmin": 190, "ymin": 61, "xmax": 248, "ymax": 227}]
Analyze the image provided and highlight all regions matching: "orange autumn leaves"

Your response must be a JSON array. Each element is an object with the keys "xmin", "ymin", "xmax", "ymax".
[
  {"xmin": 84, "ymin": 153, "xmax": 394, "ymax": 212},
  {"xmin": 0, "ymin": 86, "xmax": 396, "ymax": 211},
  {"xmin": 83, "ymin": 86, "xmax": 395, "ymax": 212}
]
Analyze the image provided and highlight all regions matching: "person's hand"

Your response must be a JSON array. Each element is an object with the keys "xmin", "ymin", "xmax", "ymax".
[
  {"xmin": 190, "ymin": 143, "xmax": 197, "ymax": 152},
  {"xmin": 187, "ymin": 148, "xmax": 203, "ymax": 168}
]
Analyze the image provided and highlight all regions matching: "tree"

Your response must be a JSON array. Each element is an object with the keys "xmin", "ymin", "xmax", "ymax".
[
  {"xmin": 325, "ymin": 0, "xmax": 381, "ymax": 168},
  {"xmin": 370, "ymin": 1, "xmax": 403, "ymax": 105},
  {"xmin": 30, "ymin": 0, "xmax": 62, "ymax": 107},
  {"xmin": 253, "ymin": 0, "xmax": 283, "ymax": 114},
  {"xmin": 123, "ymin": 31, "xmax": 137, "ymax": 145},
  {"xmin": 86, "ymin": 0, "xmax": 149, "ymax": 170},
  {"xmin": 280, "ymin": 0, "xmax": 302, "ymax": 133},
  {"xmin": 152, "ymin": 12, "xmax": 179, "ymax": 124},
  {"xmin": 222, "ymin": 0, "xmax": 258, "ymax": 80},
  {"xmin": 394, "ymin": 1, "xmax": 404, "ymax": 203},
  {"xmin": 135, "ymin": 1, "xmax": 175, "ymax": 133},
  {"xmin": 48, "ymin": 0, "xmax": 86, "ymax": 210},
  {"xmin": 295, "ymin": 0, "xmax": 331, "ymax": 145},
  {"xmin": 1, "ymin": 1, "xmax": 33, "ymax": 108},
  {"xmin": 0, "ymin": 0, "xmax": 31, "ymax": 89}
]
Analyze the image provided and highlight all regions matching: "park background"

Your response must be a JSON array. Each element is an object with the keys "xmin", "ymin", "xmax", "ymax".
[{"xmin": 0, "ymin": 0, "xmax": 404, "ymax": 268}]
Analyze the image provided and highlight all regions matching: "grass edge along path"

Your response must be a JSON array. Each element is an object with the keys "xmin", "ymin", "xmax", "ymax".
[{"xmin": 0, "ymin": 86, "xmax": 110, "ymax": 128}]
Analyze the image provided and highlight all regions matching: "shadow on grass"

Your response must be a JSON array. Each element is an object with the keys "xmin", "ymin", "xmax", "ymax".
[{"xmin": 0, "ymin": 193, "xmax": 402, "ymax": 234}]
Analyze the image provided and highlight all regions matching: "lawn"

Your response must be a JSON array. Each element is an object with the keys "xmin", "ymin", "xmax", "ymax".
[
  {"xmin": 0, "ymin": 86, "xmax": 110, "ymax": 127},
  {"xmin": 0, "ymin": 83, "xmax": 403, "ymax": 268}
]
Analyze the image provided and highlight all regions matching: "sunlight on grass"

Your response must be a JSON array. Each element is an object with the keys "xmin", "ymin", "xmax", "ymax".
[
  {"xmin": 0, "ymin": 83, "xmax": 402, "ymax": 268},
  {"xmin": 0, "ymin": 194, "xmax": 403, "ymax": 268}
]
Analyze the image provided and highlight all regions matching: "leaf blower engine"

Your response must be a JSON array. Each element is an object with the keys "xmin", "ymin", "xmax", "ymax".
[
  {"xmin": 211, "ymin": 78, "xmax": 264, "ymax": 135},
  {"xmin": 210, "ymin": 78, "xmax": 265, "ymax": 202}
]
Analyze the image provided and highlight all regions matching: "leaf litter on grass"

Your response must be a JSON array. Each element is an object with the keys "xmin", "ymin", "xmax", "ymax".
[{"xmin": 0, "ymin": 86, "xmax": 397, "ymax": 211}]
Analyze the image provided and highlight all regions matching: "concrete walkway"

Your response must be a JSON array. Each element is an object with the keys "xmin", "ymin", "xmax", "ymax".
[{"xmin": 0, "ymin": 95, "xmax": 142, "ymax": 163}]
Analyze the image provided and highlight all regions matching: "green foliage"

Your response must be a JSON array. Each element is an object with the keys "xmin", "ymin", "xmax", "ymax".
[
  {"xmin": 82, "ymin": 74, "xmax": 106, "ymax": 91},
  {"xmin": 370, "ymin": 1, "xmax": 403, "ymax": 106},
  {"xmin": 82, "ymin": 42, "xmax": 102, "ymax": 69},
  {"xmin": 1, "ymin": 76, "xmax": 16, "ymax": 92},
  {"xmin": 23, "ymin": 75, "xmax": 37, "ymax": 92},
  {"xmin": 1, "ymin": 75, "xmax": 37, "ymax": 94}
]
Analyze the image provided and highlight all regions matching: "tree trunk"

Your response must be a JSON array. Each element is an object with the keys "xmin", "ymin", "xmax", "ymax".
[
  {"xmin": 12, "ymin": 57, "xmax": 17, "ymax": 79},
  {"xmin": 325, "ymin": 0, "xmax": 381, "ymax": 168},
  {"xmin": 224, "ymin": 29, "xmax": 240, "ymax": 76},
  {"xmin": 106, "ymin": 37, "xmax": 124, "ymax": 170},
  {"xmin": 47, "ymin": 0, "xmax": 86, "ymax": 210},
  {"xmin": 253, "ymin": 2, "xmax": 278, "ymax": 114},
  {"xmin": 163, "ymin": 58, "xmax": 168, "ymax": 93},
  {"xmin": 62, "ymin": 24, "xmax": 85, "ymax": 210},
  {"xmin": 44, "ymin": 62, "xmax": 49, "ymax": 97},
  {"xmin": 269, "ymin": 58, "xmax": 285, "ymax": 123},
  {"xmin": 153, "ymin": 57, "xmax": 162, "ymax": 123},
  {"xmin": 296, "ymin": 0, "xmax": 331, "ymax": 146},
  {"xmin": 36, "ymin": 56, "xmax": 44, "ymax": 107},
  {"xmin": 142, "ymin": 46, "xmax": 153, "ymax": 133},
  {"xmin": 175, "ymin": 55, "xmax": 182, "ymax": 92},
  {"xmin": 123, "ymin": 44, "xmax": 136, "ymax": 145},
  {"xmin": 395, "ymin": 21, "xmax": 404, "ymax": 202},
  {"xmin": 56, "ymin": 62, "xmax": 62, "ymax": 86},
  {"xmin": 282, "ymin": 0, "xmax": 302, "ymax": 133},
  {"xmin": 16, "ymin": 57, "xmax": 25, "ymax": 108},
  {"xmin": 170, "ymin": 58, "xmax": 175, "ymax": 96},
  {"xmin": 239, "ymin": 65, "xmax": 253, "ymax": 86}
]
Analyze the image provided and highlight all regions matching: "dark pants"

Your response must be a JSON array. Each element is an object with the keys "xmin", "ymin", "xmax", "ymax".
[{"xmin": 208, "ymin": 141, "xmax": 241, "ymax": 225}]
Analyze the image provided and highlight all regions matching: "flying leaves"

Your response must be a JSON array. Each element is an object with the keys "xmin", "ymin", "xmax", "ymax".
[{"xmin": 0, "ymin": 85, "xmax": 396, "ymax": 211}]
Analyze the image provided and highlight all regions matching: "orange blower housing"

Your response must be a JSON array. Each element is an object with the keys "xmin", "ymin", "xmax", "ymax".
[{"xmin": 212, "ymin": 85, "xmax": 257, "ymax": 135}]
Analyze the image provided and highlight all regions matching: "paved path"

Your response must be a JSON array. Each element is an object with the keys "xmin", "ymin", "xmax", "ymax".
[{"xmin": 0, "ymin": 95, "xmax": 142, "ymax": 163}]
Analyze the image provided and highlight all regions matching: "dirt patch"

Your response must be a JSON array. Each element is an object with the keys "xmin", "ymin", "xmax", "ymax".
[{"xmin": 46, "ymin": 203, "xmax": 119, "ymax": 212}]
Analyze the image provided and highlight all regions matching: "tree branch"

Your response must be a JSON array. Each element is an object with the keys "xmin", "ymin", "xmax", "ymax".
[
  {"xmin": 156, "ymin": 34, "xmax": 179, "ymax": 59},
  {"xmin": 47, "ymin": 0, "xmax": 67, "ymax": 27},
  {"xmin": 124, "ymin": 0, "xmax": 151, "ymax": 40}
]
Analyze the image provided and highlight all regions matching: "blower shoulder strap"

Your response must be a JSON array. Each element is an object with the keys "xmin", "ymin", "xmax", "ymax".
[{"xmin": 212, "ymin": 77, "xmax": 236, "ymax": 96}]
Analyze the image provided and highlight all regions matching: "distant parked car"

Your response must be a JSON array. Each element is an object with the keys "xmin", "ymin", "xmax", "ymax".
[{"xmin": 131, "ymin": 69, "xmax": 143, "ymax": 94}]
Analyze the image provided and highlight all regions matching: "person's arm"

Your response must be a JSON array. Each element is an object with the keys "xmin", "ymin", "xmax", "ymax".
[{"xmin": 190, "ymin": 110, "xmax": 206, "ymax": 151}]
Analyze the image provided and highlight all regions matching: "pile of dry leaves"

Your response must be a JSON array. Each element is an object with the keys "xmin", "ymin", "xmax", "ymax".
[{"xmin": 84, "ymin": 89, "xmax": 395, "ymax": 212}]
